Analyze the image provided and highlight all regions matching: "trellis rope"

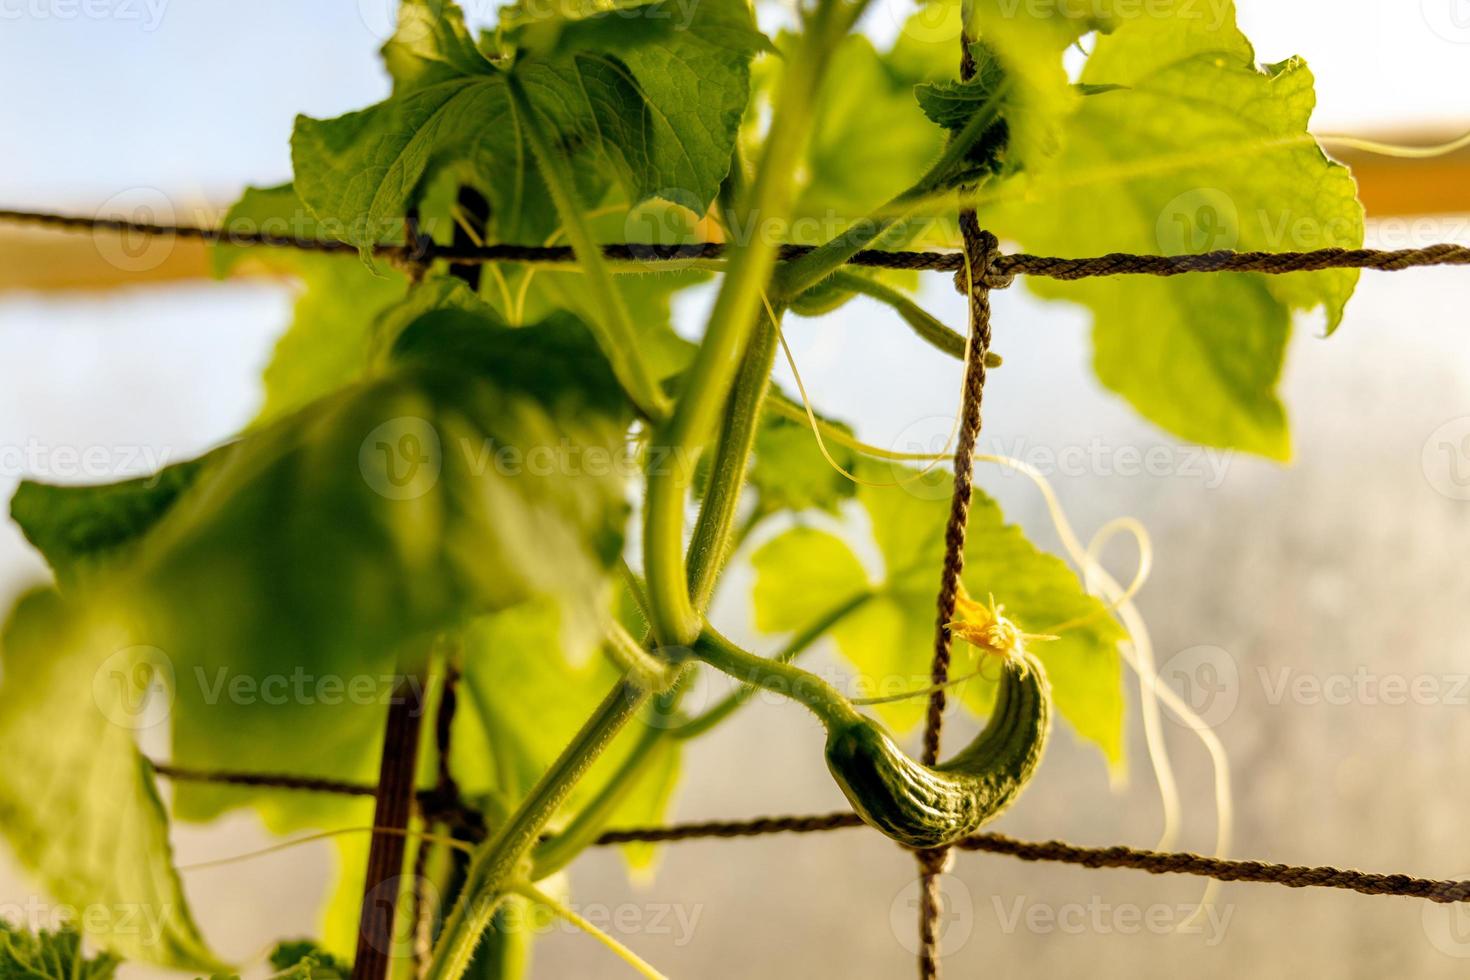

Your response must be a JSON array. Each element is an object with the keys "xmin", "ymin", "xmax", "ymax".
[
  {"xmin": 143, "ymin": 764, "xmax": 1470, "ymax": 903},
  {"xmin": 4, "ymin": 208, "xmax": 1470, "ymax": 287},
  {"xmin": 910, "ymin": 29, "xmax": 1003, "ymax": 976},
  {"xmin": 25, "ymin": 193, "xmax": 1470, "ymax": 962}
]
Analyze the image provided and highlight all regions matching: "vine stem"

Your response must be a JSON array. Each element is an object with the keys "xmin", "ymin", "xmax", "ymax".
[
  {"xmin": 505, "ymin": 75, "xmax": 670, "ymax": 422},
  {"xmin": 672, "ymin": 591, "xmax": 872, "ymax": 740},
  {"xmin": 771, "ymin": 83, "xmax": 1007, "ymax": 300},
  {"xmin": 423, "ymin": 678, "xmax": 650, "ymax": 980},
  {"xmin": 692, "ymin": 628, "xmax": 861, "ymax": 732},
  {"xmin": 642, "ymin": 0, "xmax": 874, "ymax": 647}
]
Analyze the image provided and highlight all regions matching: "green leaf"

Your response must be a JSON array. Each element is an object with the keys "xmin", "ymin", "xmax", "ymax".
[
  {"xmin": 792, "ymin": 34, "xmax": 945, "ymax": 234},
  {"xmin": 292, "ymin": 0, "xmax": 760, "ymax": 250},
  {"xmin": 750, "ymin": 525, "xmax": 869, "ymax": 633},
  {"xmin": 214, "ymin": 185, "xmax": 409, "ymax": 424},
  {"xmin": 913, "ymin": 42, "xmax": 1010, "ymax": 183},
  {"xmin": 478, "ymin": 200, "xmax": 704, "ymax": 382},
  {"xmin": 0, "ymin": 590, "xmax": 222, "ymax": 970},
  {"xmin": 983, "ymin": 3, "xmax": 1363, "ymax": 458},
  {"xmin": 750, "ymin": 459, "xmax": 1126, "ymax": 765},
  {"xmin": 9, "ymin": 454, "xmax": 211, "ymax": 589},
  {"xmin": 10, "ymin": 309, "xmax": 633, "ymax": 833},
  {"xmin": 457, "ymin": 601, "xmax": 682, "ymax": 856},
  {"xmin": 0, "ymin": 921, "xmax": 121, "ymax": 980},
  {"xmin": 956, "ymin": 0, "xmax": 1117, "ymax": 176},
  {"xmin": 267, "ymin": 940, "xmax": 348, "ymax": 980},
  {"xmin": 747, "ymin": 414, "xmax": 857, "ymax": 519}
]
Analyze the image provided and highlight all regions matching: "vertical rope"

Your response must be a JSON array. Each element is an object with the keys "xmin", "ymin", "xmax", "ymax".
[
  {"xmin": 412, "ymin": 663, "xmax": 464, "ymax": 977},
  {"xmin": 915, "ymin": 26, "xmax": 1001, "ymax": 979},
  {"xmin": 354, "ymin": 674, "xmax": 428, "ymax": 980}
]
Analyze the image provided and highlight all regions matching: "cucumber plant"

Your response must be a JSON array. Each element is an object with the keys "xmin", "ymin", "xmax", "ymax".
[{"xmin": 0, "ymin": 0, "xmax": 1363, "ymax": 976}]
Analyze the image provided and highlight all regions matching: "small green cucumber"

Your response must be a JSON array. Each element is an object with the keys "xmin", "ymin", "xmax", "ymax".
[{"xmin": 824, "ymin": 651, "xmax": 1051, "ymax": 849}]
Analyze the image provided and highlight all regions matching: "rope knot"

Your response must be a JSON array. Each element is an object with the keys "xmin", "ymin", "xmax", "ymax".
[{"xmin": 952, "ymin": 229, "xmax": 1009, "ymax": 293}]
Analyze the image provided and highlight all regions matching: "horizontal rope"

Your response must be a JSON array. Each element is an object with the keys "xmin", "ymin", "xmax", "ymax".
[
  {"xmin": 5, "ymin": 207, "xmax": 1470, "ymax": 286},
  {"xmin": 147, "ymin": 763, "xmax": 1470, "ymax": 903},
  {"xmin": 148, "ymin": 761, "xmax": 483, "ymax": 830}
]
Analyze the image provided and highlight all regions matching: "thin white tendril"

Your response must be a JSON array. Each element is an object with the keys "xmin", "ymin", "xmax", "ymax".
[
  {"xmin": 767, "ymin": 368, "xmax": 1233, "ymax": 927},
  {"xmin": 1313, "ymin": 126, "xmax": 1470, "ymax": 160},
  {"xmin": 974, "ymin": 453, "xmax": 1231, "ymax": 929},
  {"xmin": 176, "ymin": 826, "xmax": 475, "ymax": 873},
  {"xmin": 761, "ymin": 285, "xmax": 964, "ymax": 489},
  {"xmin": 509, "ymin": 880, "xmax": 668, "ymax": 980}
]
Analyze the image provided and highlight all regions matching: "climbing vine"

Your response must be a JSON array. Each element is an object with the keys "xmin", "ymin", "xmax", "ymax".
[{"xmin": 0, "ymin": 0, "xmax": 1407, "ymax": 977}]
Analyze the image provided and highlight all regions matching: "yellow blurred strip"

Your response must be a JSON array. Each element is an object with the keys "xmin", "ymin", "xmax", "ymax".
[{"xmin": 2, "ymin": 127, "xmax": 1467, "ymax": 296}]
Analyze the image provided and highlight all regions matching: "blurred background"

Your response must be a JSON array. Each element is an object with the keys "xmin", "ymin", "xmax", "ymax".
[{"xmin": 2, "ymin": 1, "xmax": 1470, "ymax": 977}]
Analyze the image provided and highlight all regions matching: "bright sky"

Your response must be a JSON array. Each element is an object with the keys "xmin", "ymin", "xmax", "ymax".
[{"xmin": 0, "ymin": 0, "xmax": 1466, "ymax": 205}]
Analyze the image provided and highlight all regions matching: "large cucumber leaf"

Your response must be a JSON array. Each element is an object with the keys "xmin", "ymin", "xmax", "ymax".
[
  {"xmin": 292, "ymin": 0, "xmax": 763, "ymax": 249},
  {"xmin": 0, "ymin": 590, "xmax": 222, "ymax": 970},
  {"xmin": 981, "ymin": 1, "xmax": 1363, "ymax": 458},
  {"xmin": 8, "ymin": 308, "xmax": 632, "ymax": 835},
  {"xmin": 213, "ymin": 184, "xmax": 409, "ymax": 425}
]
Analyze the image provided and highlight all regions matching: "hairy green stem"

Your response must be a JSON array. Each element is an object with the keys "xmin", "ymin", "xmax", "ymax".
[
  {"xmin": 772, "ymin": 85, "xmax": 1008, "ymax": 299},
  {"xmin": 823, "ymin": 270, "xmax": 967, "ymax": 358},
  {"xmin": 424, "ymin": 678, "xmax": 649, "ymax": 980},
  {"xmin": 683, "ymin": 312, "xmax": 780, "ymax": 613},
  {"xmin": 528, "ymin": 721, "xmax": 667, "ymax": 879},
  {"xmin": 506, "ymin": 75, "xmax": 670, "ymax": 422},
  {"xmin": 642, "ymin": 0, "xmax": 873, "ymax": 647},
  {"xmin": 693, "ymin": 626, "xmax": 861, "ymax": 732},
  {"xmin": 674, "ymin": 591, "xmax": 873, "ymax": 740}
]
